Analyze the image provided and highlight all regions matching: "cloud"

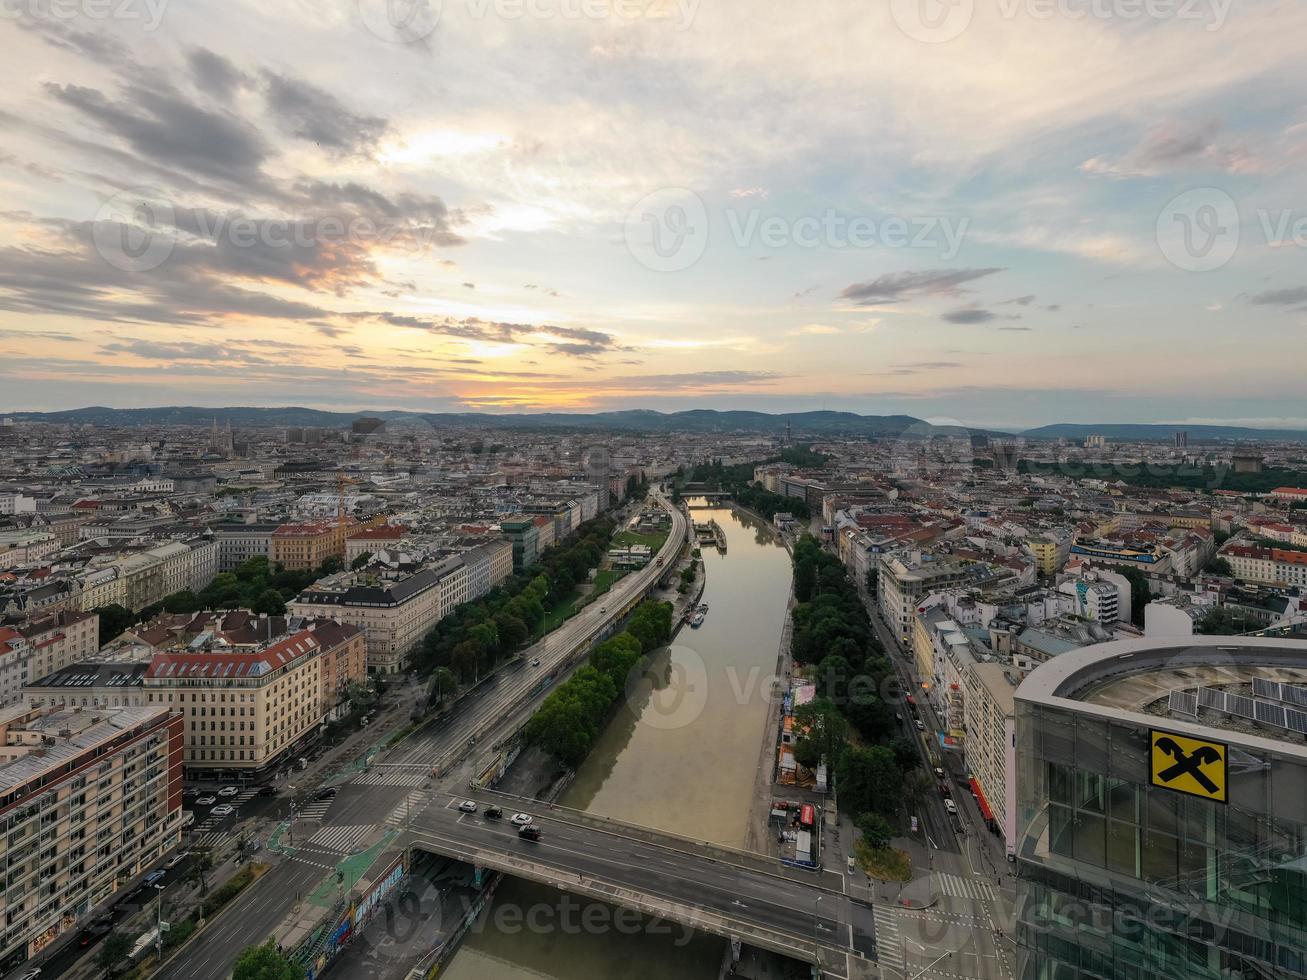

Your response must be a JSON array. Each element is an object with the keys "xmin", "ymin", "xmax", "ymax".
[
  {"xmin": 787, "ymin": 324, "xmax": 841, "ymax": 335},
  {"xmin": 840, "ymin": 268, "xmax": 1003, "ymax": 306},
  {"xmin": 188, "ymin": 48, "xmax": 247, "ymax": 101},
  {"xmin": 942, "ymin": 307, "xmax": 996, "ymax": 324},
  {"xmin": 262, "ymin": 72, "xmax": 389, "ymax": 158},
  {"xmin": 1249, "ymin": 286, "xmax": 1307, "ymax": 306},
  {"xmin": 1080, "ymin": 121, "xmax": 1268, "ymax": 178},
  {"xmin": 360, "ymin": 313, "xmax": 626, "ymax": 358}
]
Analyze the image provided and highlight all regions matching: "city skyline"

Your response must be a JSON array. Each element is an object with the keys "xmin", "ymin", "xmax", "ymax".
[{"xmin": 3, "ymin": 1, "xmax": 1307, "ymax": 429}]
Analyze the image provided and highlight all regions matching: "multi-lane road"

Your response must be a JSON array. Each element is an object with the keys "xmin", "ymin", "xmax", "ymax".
[
  {"xmin": 400, "ymin": 789, "xmax": 878, "ymax": 978},
  {"xmin": 154, "ymin": 497, "xmax": 688, "ymax": 980}
]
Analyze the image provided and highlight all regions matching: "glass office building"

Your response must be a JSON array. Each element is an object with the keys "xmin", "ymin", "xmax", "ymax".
[{"xmin": 1014, "ymin": 637, "xmax": 1307, "ymax": 980}]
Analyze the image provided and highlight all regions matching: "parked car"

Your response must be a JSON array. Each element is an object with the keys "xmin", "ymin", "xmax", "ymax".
[
  {"xmin": 18, "ymin": 968, "xmax": 41, "ymax": 980},
  {"xmin": 217, "ymin": 786, "xmax": 239, "ymax": 797},
  {"xmin": 79, "ymin": 919, "xmax": 112, "ymax": 946},
  {"xmin": 144, "ymin": 869, "xmax": 167, "ymax": 886},
  {"xmin": 915, "ymin": 719, "xmax": 926, "ymax": 731},
  {"xmin": 847, "ymin": 856, "xmax": 857, "ymax": 875},
  {"xmin": 165, "ymin": 851, "xmax": 189, "ymax": 868},
  {"xmin": 458, "ymin": 800, "xmax": 477, "ymax": 813},
  {"xmin": 195, "ymin": 795, "xmax": 216, "ymax": 806},
  {"xmin": 211, "ymin": 804, "xmax": 236, "ymax": 817},
  {"xmin": 510, "ymin": 812, "xmax": 533, "ymax": 827},
  {"xmin": 518, "ymin": 825, "xmax": 542, "ymax": 841},
  {"xmin": 485, "ymin": 806, "xmax": 503, "ymax": 820},
  {"xmin": 933, "ymin": 767, "xmax": 945, "ymax": 780},
  {"xmin": 944, "ymin": 799, "xmax": 958, "ymax": 815}
]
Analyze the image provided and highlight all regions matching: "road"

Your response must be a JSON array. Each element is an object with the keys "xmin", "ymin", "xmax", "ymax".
[
  {"xmin": 153, "ymin": 495, "xmax": 688, "ymax": 980},
  {"xmin": 400, "ymin": 789, "xmax": 878, "ymax": 977}
]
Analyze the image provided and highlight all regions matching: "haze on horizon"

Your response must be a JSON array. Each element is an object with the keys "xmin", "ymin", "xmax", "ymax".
[{"xmin": 1, "ymin": 0, "xmax": 1305, "ymax": 431}]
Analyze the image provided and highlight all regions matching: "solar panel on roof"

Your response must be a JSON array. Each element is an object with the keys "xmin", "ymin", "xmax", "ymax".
[
  {"xmin": 1286, "ymin": 708, "xmax": 1307, "ymax": 735},
  {"xmin": 1253, "ymin": 677, "xmax": 1280, "ymax": 701},
  {"xmin": 1169, "ymin": 690, "xmax": 1199, "ymax": 717},
  {"xmin": 1284, "ymin": 684, "xmax": 1307, "ymax": 708},
  {"xmin": 1254, "ymin": 701, "xmax": 1286, "ymax": 728},
  {"xmin": 1227, "ymin": 694, "xmax": 1256, "ymax": 719},
  {"xmin": 1199, "ymin": 688, "xmax": 1225, "ymax": 711}
]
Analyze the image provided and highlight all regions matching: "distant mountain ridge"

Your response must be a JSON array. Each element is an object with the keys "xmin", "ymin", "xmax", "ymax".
[
  {"xmin": 8, "ymin": 407, "xmax": 1306, "ymax": 442},
  {"xmin": 1020, "ymin": 423, "xmax": 1307, "ymax": 443},
  {"xmin": 5, "ymin": 406, "xmax": 994, "ymax": 437}
]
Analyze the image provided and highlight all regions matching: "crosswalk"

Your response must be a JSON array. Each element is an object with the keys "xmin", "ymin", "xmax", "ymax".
[
  {"xmin": 295, "ymin": 799, "xmax": 333, "ymax": 823},
  {"xmin": 385, "ymin": 791, "xmax": 427, "ymax": 827},
  {"xmin": 935, "ymin": 872, "xmax": 996, "ymax": 902},
  {"xmin": 192, "ymin": 831, "xmax": 230, "ymax": 850},
  {"xmin": 872, "ymin": 906, "xmax": 904, "ymax": 972},
  {"xmin": 353, "ymin": 766, "xmax": 429, "ymax": 787},
  {"xmin": 306, "ymin": 824, "xmax": 374, "ymax": 854}
]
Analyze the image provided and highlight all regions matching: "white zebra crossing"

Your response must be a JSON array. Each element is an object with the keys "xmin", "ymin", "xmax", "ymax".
[
  {"xmin": 935, "ymin": 872, "xmax": 995, "ymax": 902},
  {"xmin": 386, "ymin": 792, "xmax": 427, "ymax": 826},
  {"xmin": 306, "ymin": 824, "xmax": 374, "ymax": 853},
  {"xmin": 295, "ymin": 799, "xmax": 333, "ymax": 823},
  {"xmin": 872, "ymin": 906, "xmax": 904, "ymax": 970},
  {"xmin": 353, "ymin": 766, "xmax": 429, "ymax": 787},
  {"xmin": 192, "ymin": 831, "xmax": 230, "ymax": 850}
]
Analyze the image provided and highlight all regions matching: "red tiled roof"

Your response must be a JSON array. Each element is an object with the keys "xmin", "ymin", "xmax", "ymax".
[{"xmin": 146, "ymin": 630, "xmax": 320, "ymax": 679}]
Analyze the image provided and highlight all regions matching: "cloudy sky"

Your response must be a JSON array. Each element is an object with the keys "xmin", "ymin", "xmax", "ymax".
[{"xmin": 1, "ymin": 0, "xmax": 1305, "ymax": 430}]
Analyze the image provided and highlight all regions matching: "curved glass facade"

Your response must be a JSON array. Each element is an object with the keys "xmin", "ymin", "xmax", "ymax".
[{"xmin": 1015, "ymin": 669, "xmax": 1307, "ymax": 979}]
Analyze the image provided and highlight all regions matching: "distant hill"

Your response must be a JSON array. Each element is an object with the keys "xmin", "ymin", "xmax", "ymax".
[
  {"xmin": 5, "ymin": 406, "xmax": 1003, "ymax": 438},
  {"xmin": 1020, "ymin": 423, "xmax": 1307, "ymax": 443}
]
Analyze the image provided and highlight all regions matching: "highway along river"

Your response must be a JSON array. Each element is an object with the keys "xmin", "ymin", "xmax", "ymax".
[{"xmin": 439, "ymin": 500, "xmax": 795, "ymax": 979}]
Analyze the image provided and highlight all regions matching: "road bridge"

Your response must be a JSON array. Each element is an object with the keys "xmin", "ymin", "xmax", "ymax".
[{"xmin": 400, "ymin": 789, "xmax": 881, "ymax": 979}]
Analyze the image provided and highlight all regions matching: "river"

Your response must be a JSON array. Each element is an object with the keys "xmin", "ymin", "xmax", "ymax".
[{"xmin": 438, "ymin": 501, "xmax": 794, "ymax": 980}]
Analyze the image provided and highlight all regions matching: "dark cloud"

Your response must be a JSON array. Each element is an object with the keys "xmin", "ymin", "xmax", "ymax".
[
  {"xmin": 1249, "ymin": 286, "xmax": 1307, "ymax": 306},
  {"xmin": 188, "ymin": 48, "xmax": 247, "ymax": 101},
  {"xmin": 47, "ymin": 82, "xmax": 271, "ymax": 189},
  {"xmin": 358, "ymin": 313, "xmax": 626, "ymax": 358},
  {"xmin": 16, "ymin": 15, "xmax": 135, "ymax": 70},
  {"xmin": 840, "ymin": 268, "xmax": 1003, "ymax": 305},
  {"xmin": 942, "ymin": 308, "xmax": 996, "ymax": 324},
  {"xmin": 262, "ymin": 72, "xmax": 389, "ymax": 157},
  {"xmin": 1000, "ymin": 295, "xmax": 1036, "ymax": 306}
]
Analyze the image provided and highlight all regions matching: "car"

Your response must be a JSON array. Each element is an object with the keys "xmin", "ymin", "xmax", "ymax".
[
  {"xmin": 485, "ymin": 806, "xmax": 503, "ymax": 820},
  {"xmin": 510, "ymin": 812, "xmax": 533, "ymax": 827},
  {"xmin": 518, "ymin": 824, "xmax": 542, "ymax": 841},
  {"xmin": 195, "ymin": 795, "xmax": 217, "ymax": 806},
  {"xmin": 599, "ymin": 605, "xmax": 607, "ymax": 613},
  {"xmin": 933, "ymin": 767, "xmax": 946, "ymax": 780},
  {"xmin": 217, "ymin": 786, "xmax": 239, "ymax": 797},
  {"xmin": 258, "ymin": 785, "xmax": 278, "ymax": 797},
  {"xmin": 915, "ymin": 720, "xmax": 926, "ymax": 731},
  {"xmin": 847, "ymin": 855, "xmax": 857, "ymax": 875},
  {"xmin": 165, "ymin": 851, "xmax": 189, "ymax": 868},
  {"xmin": 211, "ymin": 804, "xmax": 235, "ymax": 817},
  {"xmin": 313, "ymin": 787, "xmax": 337, "ymax": 801},
  {"xmin": 944, "ymin": 799, "xmax": 958, "ymax": 815},
  {"xmin": 458, "ymin": 800, "xmax": 477, "ymax": 813},
  {"xmin": 79, "ymin": 919, "xmax": 112, "ymax": 946},
  {"xmin": 529, "ymin": 658, "xmax": 541, "ymax": 667},
  {"xmin": 18, "ymin": 968, "xmax": 41, "ymax": 980},
  {"xmin": 144, "ymin": 870, "xmax": 167, "ymax": 886}
]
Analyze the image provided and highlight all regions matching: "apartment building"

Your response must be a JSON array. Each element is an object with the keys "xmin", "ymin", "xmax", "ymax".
[
  {"xmin": 962, "ymin": 662, "xmax": 1017, "ymax": 857},
  {"xmin": 269, "ymin": 519, "xmax": 348, "ymax": 571},
  {"xmin": 25, "ymin": 663, "xmax": 152, "ymax": 710},
  {"xmin": 0, "ymin": 532, "xmax": 57, "ymax": 570},
  {"xmin": 879, "ymin": 553, "xmax": 971, "ymax": 645},
  {"xmin": 211, "ymin": 523, "xmax": 280, "ymax": 571},
  {"xmin": 1026, "ymin": 530, "xmax": 1071, "ymax": 577},
  {"xmin": 344, "ymin": 525, "xmax": 406, "ymax": 564},
  {"xmin": 1222, "ymin": 544, "xmax": 1307, "ymax": 587},
  {"xmin": 499, "ymin": 518, "xmax": 539, "ymax": 572},
  {"xmin": 0, "ymin": 612, "xmax": 100, "ymax": 709},
  {"xmin": 70, "ymin": 539, "xmax": 218, "ymax": 614},
  {"xmin": 143, "ymin": 627, "xmax": 336, "ymax": 779},
  {"xmin": 0, "ymin": 704, "xmax": 183, "ymax": 972}
]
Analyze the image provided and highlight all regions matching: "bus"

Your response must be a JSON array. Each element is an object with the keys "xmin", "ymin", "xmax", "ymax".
[{"xmin": 798, "ymin": 803, "xmax": 816, "ymax": 831}]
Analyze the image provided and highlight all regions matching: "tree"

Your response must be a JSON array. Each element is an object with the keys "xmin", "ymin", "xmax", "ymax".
[
  {"xmin": 1196, "ymin": 606, "xmax": 1242, "ymax": 635},
  {"xmin": 902, "ymin": 768, "xmax": 934, "ymax": 811},
  {"xmin": 318, "ymin": 554, "xmax": 344, "ymax": 576},
  {"xmin": 350, "ymin": 551, "xmax": 373, "ymax": 570},
  {"xmin": 838, "ymin": 746, "xmax": 902, "ymax": 818},
  {"xmin": 233, "ymin": 941, "xmax": 301, "ymax": 980},
  {"xmin": 251, "ymin": 588, "xmax": 287, "ymax": 616},
  {"xmin": 96, "ymin": 930, "xmax": 133, "ymax": 977},
  {"xmin": 856, "ymin": 812, "xmax": 894, "ymax": 850},
  {"xmin": 94, "ymin": 603, "xmax": 135, "ymax": 645},
  {"xmin": 190, "ymin": 848, "xmax": 214, "ymax": 896},
  {"xmin": 428, "ymin": 667, "xmax": 457, "ymax": 706},
  {"xmin": 163, "ymin": 590, "xmax": 200, "ymax": 614},
  {"xmin": 1205, "ymin": 556, "xmax": 1233, "ymax": 577},
  {"xmin": 1117, "ymin": 566, "xmax": 1152, "ymax": 627},
  {"xmin": 793, "ymin": 698, "xmax": 848, "ymax": 769}
]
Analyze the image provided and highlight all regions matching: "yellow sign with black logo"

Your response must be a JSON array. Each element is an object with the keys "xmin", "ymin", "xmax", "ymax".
[{"xmin": 1150, "ymin": 729, "xmax": 1228, "ymax": 803}]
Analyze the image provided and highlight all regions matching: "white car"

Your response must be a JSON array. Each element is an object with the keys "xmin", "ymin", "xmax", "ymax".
[
  {"xmin": 18, "ymin": 969, "xmax": 41, "ymax": 980},
  {"xmin": 165, "ymin": 851, "xmax": 189, "ymax": 868},
  {"xmin": 217, "ymin": 786, "xmax": 239, "ymax": 797},
  {"xmin": 944, "ymin": 799, "xmax": 958, "ymax": 815},
  {"xmin": 510, "ymin": 812, "xmax": 533, "ymax": 827},
  {"xmin": 211, "ymin": 804, "xmax": 236, "ymax": 817},
  {"xmin": 529, "ymin": 658, "xmax": 540, "ymax": 667},
  {"xmin": 915, "ymin": 719, "xmax": 926, "ymax": 731},
  {"xmin": 458, "ymin": 800, "xmax": 477, "ymax": 813},
  {"xmin": 195, "ymin": 796, "xmax": 217, "ymax": 806}
]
